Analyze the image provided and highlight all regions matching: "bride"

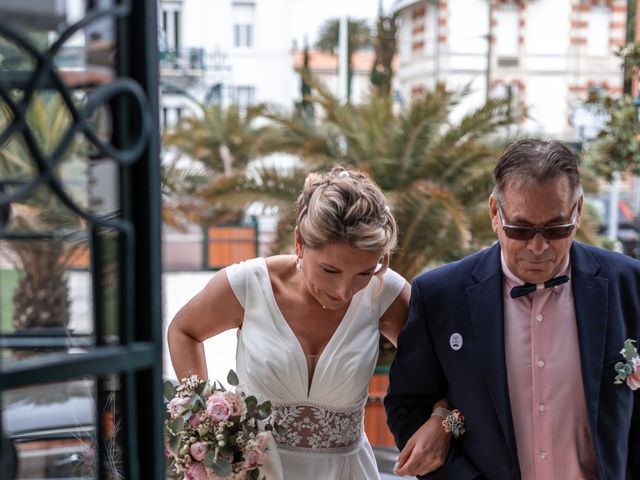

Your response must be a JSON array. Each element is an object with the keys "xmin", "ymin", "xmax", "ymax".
[{"xmin": 167, "ymin": 166, "xmax": 450, "ymax": 479}]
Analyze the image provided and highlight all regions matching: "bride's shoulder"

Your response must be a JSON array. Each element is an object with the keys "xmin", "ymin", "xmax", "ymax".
[{"xmin": 264, "ymin": 255, "xmax": 296, "ymax": 275}]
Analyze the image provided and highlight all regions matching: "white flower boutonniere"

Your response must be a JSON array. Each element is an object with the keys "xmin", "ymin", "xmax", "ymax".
[{"xmin": 614, "ymin": 339, "xmax": 640, "ymax": 390}]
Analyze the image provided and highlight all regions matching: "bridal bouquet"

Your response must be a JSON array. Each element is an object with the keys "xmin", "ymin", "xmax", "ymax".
[{"xmin": 164, "ymin": 370, "xmax": 281, "ymax": 480}]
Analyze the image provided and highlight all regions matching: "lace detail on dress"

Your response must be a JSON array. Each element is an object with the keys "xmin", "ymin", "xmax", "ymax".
[{"xmin": 271, "ymin": 402, "xmax": 363, "ymax": 454}]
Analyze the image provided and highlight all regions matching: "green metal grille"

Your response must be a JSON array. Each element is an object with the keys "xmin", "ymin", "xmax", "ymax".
[{"xmin": 0, "ymin": 1, "xmax": 163, "ymax": 479}]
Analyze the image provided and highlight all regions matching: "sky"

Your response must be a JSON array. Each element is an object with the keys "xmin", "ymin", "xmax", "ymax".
[{"xmin": 292, "ymin": 0, "xmax": 397, "ymax": 47}]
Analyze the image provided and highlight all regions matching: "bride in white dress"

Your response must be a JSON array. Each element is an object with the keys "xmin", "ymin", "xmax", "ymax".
[{"xmin": 168, "ymin": 167, "xmax": 450, "ymax": 479}]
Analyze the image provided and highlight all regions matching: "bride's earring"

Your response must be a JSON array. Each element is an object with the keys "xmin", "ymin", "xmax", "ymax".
[{"xmin": 296, "ymin": 257, "xmax": 302, "ymax": 272}]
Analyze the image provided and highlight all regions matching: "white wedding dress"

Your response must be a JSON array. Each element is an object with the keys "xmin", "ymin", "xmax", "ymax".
[{"xmin": 225, "ymin": 257, "xmax": 405, "ymax": 480}]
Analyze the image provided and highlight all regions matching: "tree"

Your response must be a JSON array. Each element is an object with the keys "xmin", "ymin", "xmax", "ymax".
[
  {"xmin": 208, "ymin": 78, "xmax": 521, "ymax": 279},
  {"xmin": 0, "ymin": 94, "xmax": 86, "ymax": 331},
  {"xmin": 370, "ymin": 10, "xmax": 397, "ymax": 97},
  {"xmin": 315, "ymin": 18, "xmax": 372, "ymax": 103},
  {"xmin": 295, "ymin": 42, "xmax": 315, "ymax": 121},
  {"xmin": 162, "ymin": 102, "xmax": 271, "ymax": 228}
]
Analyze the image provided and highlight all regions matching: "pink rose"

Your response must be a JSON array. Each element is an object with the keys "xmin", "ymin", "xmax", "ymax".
[
  {"xmin": 223, "ymin": 391, "xmax": 247, "ymax": 417},
  {"xmin": 205, "ymin": 393, "xmax": 231, "ymax": 421},
  {"xmin": 242, "ymin": 446, "xmax": 264, "ymax": 470},
  {"xmin": 167, "ymin": 397, "xmax": 190, "ymax": 418},
  {"xmin": 185, "ymin": 462, "xmax": 208, "ymax": 480},
  {"xmin": 189, "ymin": 441, "xmax": 209, "ymax": 462},
  {"xmin": 188, "ymin": 412, "xmax": 203, "ymax": 428},
  {"xmin": 627, "ymin": 357, "xmax": 640, "ymax": 391}
]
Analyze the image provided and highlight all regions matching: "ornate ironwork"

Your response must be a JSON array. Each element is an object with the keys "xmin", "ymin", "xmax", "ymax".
[{"xmin": 0, "ymin": 1, "xmax": 163, "ymax": 479}]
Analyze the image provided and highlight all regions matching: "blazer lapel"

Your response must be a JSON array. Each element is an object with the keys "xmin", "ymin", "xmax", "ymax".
[
  {"xmin": 570, "ymin": 243, "xmax": 608, "ymax": 447},
  {"xmin": 466, "ymin": 244, "xmax": 519, "ymax": 467}
]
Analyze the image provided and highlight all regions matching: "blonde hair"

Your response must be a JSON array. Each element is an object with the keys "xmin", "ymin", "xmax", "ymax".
[{"xmin": 295, "ymin": 166, "xmax": 398, "ymax": 274}]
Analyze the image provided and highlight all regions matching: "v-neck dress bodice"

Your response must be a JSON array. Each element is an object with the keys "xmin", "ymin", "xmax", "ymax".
[{"xmin": 225, "ymin": 257, "xmax": 405, "ymax": 480}]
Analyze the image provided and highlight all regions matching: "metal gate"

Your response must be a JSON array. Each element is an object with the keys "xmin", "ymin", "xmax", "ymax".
[{"xmin": 0, "ymin": 1, "xmax": 163, "ymax": 479}]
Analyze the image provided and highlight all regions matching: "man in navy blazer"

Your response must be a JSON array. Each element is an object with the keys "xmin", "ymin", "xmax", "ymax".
[{"xmin": 385, "ymin": 139, "xmax": 640, "ymax": 479}]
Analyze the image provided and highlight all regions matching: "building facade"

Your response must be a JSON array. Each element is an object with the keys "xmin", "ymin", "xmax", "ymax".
[
  {"xmin": 392, "ymin": 0, "xmax": 628, "ymax": 140},
  {"xmin": 159, "ymin": 0, "xmax": 301, "ymax": 128}
]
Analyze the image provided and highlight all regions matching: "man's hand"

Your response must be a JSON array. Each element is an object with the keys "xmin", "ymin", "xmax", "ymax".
[{"xmin": 394, "ymin": 415, "xmax": 451, "ymax": 477}]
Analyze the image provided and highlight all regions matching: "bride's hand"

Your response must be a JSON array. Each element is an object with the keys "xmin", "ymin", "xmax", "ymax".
[{"xmin": 394, "ymin": 415, "xmax": 451, "ymax": 477}]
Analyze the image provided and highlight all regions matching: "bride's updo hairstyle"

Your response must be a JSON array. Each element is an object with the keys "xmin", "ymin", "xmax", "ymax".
[{"xmin": 295, "ymin": 166, "xmax": 398, "ymax": 276}]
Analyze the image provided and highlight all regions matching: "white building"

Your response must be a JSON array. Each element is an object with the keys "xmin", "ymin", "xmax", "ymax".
[
  {"xmin": 392, "ymin": 0, "xmax": 628, "ymax": 140},
  {"xmin": 159, "ymin": 0, "xmax": 302, "ymax": 128}
]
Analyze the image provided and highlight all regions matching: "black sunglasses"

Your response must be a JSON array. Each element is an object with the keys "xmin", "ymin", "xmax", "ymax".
[{"xmin": 498, "ymin": 204, "xmax": 578, "ymax": 241}]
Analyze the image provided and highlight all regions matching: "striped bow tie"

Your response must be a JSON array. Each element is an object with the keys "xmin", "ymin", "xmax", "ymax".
[{"xmin": 510, "ymin": 275, "xmax": 570, "ymax": 299}]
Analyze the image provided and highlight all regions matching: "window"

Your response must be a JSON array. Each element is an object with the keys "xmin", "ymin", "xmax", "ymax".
[
  {"xmin": 161, "ymin": 2, "xmax": 182, "ymax": 51},
  {"xmin": 495, "ymin": 5, "xmax": 519, "ymax": 56},
  {"xmin": 235, "ymin": 86, "xmax": 255, "ymax": 112},
  {"xmin": 232, "ymin": 2, "xmax": 255, "ymax": 48},
  {"xmin": 494, "ymin": 81, "xmax": 523, "ymax": 118},
  {"xmin": 585, "ymin": 6, "xmax": 610, "ymax": 56},
  {"xmin": 234, "ymin": 24, "xmax": 253, "ymax": 48}
]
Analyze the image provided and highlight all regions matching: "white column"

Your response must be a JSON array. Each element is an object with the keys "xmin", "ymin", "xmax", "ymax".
[{"xmin": 338, "ymin": 15, "xmax": 348, "ymax": 104}]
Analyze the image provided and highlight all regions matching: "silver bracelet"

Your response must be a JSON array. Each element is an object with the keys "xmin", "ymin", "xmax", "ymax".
[{"xmin": 431, "ymin": 407, "xmax": 451, "ymax": 419}]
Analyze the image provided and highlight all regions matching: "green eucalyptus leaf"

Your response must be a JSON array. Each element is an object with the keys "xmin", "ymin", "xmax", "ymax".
[
  {"xmin": 196, "ymin": 381, "xmax": 208, "ymax": 396},
  {"xmin": 169, "ymin": 434, "xmax": 181, "ymax": 456},
  {"xmin": 211, "ymin": 457, "xmax": 233, "ymax": 477},
  {"xmin": 622, "ymin": 339, "xmax": 638, "ymax": 361},
  {"xmin": 169, "ymin": 417, "xmax": 185, "ymax": 435},
  {"xmin": 227, "ymin": 369, "xmax": 240, "ymax": 386},
  {"xmin": 188, "ymin": 393, "xmax": 204, "ymax": 410},
  {"xmin": 163, "ymin": 381, "xmax": 177, "ymax": 401},
  {"xmin": 260, "ymin": 400, "xmax": 272, "ymax": 415},
  {"xmin": 203, "ymin": 450, "xmax": 217, "ymax": 468},
  {"xmin": 254, "ymin": 406, "xmax": 271, "ymax": 421}
]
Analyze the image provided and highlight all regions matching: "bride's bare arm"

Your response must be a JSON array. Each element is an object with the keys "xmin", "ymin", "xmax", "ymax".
[
  {"xmin": 378, "ymin": 282, "xmax": 411, "ymax": 347},
  {"xmin": 379, "ymin": 283, "xmax": 453, "ymax": 475},
  {"xmin": 167, "ymin": 269, "xmax": 244, "ymax": 380}
]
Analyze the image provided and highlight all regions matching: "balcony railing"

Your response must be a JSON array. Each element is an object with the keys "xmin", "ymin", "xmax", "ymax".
[{"xmin": 159, "ymin": 48, "xmax": 232, "ymax": 74}]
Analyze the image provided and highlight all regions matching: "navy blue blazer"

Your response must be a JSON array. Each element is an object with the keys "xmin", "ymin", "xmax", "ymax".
[{"xmin": 385, "ymin": 242, "xmax": 640, "ymax": 479}]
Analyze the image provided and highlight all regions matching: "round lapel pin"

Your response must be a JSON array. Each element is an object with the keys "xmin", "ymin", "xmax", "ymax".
[{"xmin": 449, "ymin": 332, "xmax": 463, "ymax": 351}]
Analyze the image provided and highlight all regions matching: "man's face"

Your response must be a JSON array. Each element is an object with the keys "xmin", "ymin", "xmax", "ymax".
[{"xmin": 489, "ymin": 175, "xmax": 582, "ymax": 284}]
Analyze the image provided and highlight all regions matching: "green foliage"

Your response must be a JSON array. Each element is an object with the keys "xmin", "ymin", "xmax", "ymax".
[
  {"xmin": 162, "ymin": 102, "xmax": 272, "ymax": 228},
  {"xmin": 0, "ymin": 268, "xmax": 18, "ymax": 332},
  {"xmin": 583, "ymin": 92, "xmax": 640, "ymax": 179},
  {"xmin": 208, "ymin": 77, "xmax": 520, "ymax": 278},
  {"xmin": 0, "ymin": 93, "xmax": 89, "ymax": 331},
  {"xmin": 227, "ymin": 369, "xmax": 239, "ymax": 386}
]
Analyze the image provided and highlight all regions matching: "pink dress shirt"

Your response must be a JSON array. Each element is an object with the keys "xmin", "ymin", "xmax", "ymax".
[{"xmin": 501, "ymin": 253, "xmax": 598, "ymax": 479}]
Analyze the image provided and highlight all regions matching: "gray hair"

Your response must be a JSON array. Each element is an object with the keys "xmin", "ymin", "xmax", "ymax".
[{"xmin": 492, "ymin": 139, "xmax": 583, "ymax": 206}]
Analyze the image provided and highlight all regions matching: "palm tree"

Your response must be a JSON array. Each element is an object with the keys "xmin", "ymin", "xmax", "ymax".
[
  {"xmin": 204, "ymin": 78, "xmax": 521, "ymax": 278},
  {"xmin": 315, "ymin": 18, "xmax": 372, "ymax": 103},
  {"xmin": 208, "ymin": 79, "xmax": 603, "ymax": 278},
  {"xmin": 161, "ymin": 102, "xmax": 272, "ymax": 229},
  {"xmin": 0, "ymin": 93, "xmax": 86, "ymax": 331}
]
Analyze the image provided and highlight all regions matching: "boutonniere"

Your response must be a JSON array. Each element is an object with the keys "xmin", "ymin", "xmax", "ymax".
[{"xmin": 614, "ymin": 339, "xmax": 640, "ymax": 390}]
